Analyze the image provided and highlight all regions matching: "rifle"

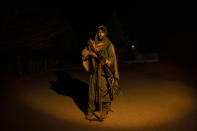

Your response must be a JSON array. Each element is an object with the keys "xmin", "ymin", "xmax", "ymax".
[{"xmin": 88, "ymin": 38, "xmax": 114, "ymax": 101}]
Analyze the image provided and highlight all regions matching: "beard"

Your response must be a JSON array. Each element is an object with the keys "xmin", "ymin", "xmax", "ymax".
[{"xmin": 98, "ymin": 36, "xmax": 104, "ymax": 40}]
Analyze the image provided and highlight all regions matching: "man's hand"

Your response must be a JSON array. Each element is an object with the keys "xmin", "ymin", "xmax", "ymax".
[
  {"xmin": 89, "ymin": 51, "xmax": 98, "ymax": 58},
  {"xmin": 113, "ymin": 79, "xmax": 119, "ymax": 88},
  {"xmin": 105, "ymin": 60, "xmax": 111, "ymax": 67},
  {"xmin": 88, "ymin": 39, "xmax": 97, "ymax": 52}
]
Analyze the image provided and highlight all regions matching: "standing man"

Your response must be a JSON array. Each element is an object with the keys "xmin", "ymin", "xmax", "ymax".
[{"xmin": 81, "ymin": 25, "xmax": 120, "ymax": 121}]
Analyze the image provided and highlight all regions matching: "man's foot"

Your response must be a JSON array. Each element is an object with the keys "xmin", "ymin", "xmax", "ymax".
[
  {"xmin": 85, "ymin": 112, "xmax": 94, "ymax": 120},
  {"xmin": 100, "ymin": 111, "xmax": 108, "ymax": 120}
]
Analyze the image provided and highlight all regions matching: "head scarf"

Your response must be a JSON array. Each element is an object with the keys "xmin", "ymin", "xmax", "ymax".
[{"xmin": 95, "ymin": 25, "xmax": 108, "ymax": 44}]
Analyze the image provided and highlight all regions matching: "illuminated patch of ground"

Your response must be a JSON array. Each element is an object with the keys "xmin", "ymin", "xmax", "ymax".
[{"xmin": 17, "ymin": 71, "xmax": 196, "ymax": 130}]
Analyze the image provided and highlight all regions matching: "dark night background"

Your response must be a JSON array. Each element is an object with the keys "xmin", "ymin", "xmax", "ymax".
[
  {"xmin": 0, "ymin": 0, "xmax": 197, "ymax": 76},
  {"xmin": 1, "ymin": 1, "xmax": 197, "ymax": 130}
]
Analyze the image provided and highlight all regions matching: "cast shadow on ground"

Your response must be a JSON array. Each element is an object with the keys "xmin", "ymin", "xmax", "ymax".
[{"xmin": 50, "ymin": 71, "xmax": 89, "ymax": 115}]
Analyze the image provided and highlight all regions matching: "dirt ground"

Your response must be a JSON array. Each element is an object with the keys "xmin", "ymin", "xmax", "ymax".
[{"xmin": 1, "ymin": 62, "xmax": 197, "ymax": 131}]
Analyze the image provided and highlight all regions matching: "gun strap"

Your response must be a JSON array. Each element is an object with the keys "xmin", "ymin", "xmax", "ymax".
[{"xmin": 97, "ymin": 63, "xmax": 103, "ymax": 113}]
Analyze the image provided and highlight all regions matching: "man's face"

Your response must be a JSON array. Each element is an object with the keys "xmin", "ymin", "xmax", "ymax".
[{"xmin": 98, "ymin": 29, "xmax": 105, "ymax": 40}]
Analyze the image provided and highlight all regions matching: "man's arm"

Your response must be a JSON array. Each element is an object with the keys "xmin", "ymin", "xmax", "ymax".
[
  {"xmin": 82, "ymin": 47, "xmax": 98, "ymax": 59},
  {"xmin": 105, "ymin": 43, "xmax": 115, "ymax": 67}
]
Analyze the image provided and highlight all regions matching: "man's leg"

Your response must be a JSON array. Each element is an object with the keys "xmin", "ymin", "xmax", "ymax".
[
  {"xmin": 86, "ymin": 76, "xmax": 96, "ymax": 120},
  {"xmin": 103, "ymin": 102, "xmax": 111, "ymax": 112},
  {"xmin": 99, "ymin": 76, "xmax": 112, "ymax": 120},
  {"xmin": 86, "ymin": 97, "xmax": 96, "ymax": 120},
  {"xmin": 100, "ymin": 102, "xmax": 111, "ymax": 119}
]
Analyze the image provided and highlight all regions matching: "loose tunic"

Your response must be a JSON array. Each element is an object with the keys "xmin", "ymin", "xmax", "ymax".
[{"xmin": 82, "ymin": 38, "xmax": 119, "ymax": 112}]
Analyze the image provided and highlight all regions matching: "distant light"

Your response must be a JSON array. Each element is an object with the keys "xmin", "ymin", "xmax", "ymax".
[{"xmin": 131, "ymin": 45, "xmax": 135, "ymax": 49}]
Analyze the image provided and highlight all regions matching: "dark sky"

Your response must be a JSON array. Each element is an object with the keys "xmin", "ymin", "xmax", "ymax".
[
  {"xmin": 1, "ymin": 0, "xmax": 196, "ymax": 35},
  {"xmin": 1, "ymin": 0, "xmax": 196, "ymax": 52},
  {"xmin": 1, "ymin": 0, "xmax": 196, "ymax": 32},
  {"xmin": 60, "ymin": 1, "xmax": 197, "ymax": 43}
]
